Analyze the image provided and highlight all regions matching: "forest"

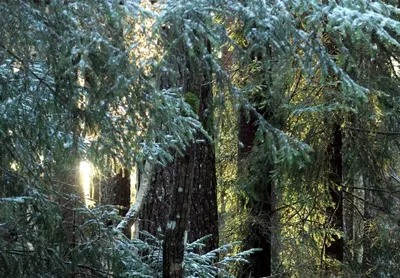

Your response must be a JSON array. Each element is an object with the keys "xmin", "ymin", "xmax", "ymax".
[{"xmin": 1, "ymin": 0, "xmax": 400, "ymax": 277}]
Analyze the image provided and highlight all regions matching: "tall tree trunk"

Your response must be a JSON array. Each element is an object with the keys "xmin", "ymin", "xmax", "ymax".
[
  {"xmin": 187, "ymin": 39, "xmax": 218, "ymax": 252},
  {"xmin": 137, "ymin": 12, "xmax": 218, "ymax": 277},
  {"xmin": 139, "ymin": 163, "xmax": 173, "ymax": 237},
  {"xmin": 140, "ymin": 25, "xmax": 218, "ymax": 254},
  {"xmin": 56, "ymin": 158, "xmax": 81, "ymax": 249},
  {"xmin": 236, "ymin": 25, "xmax": 276, "ymax": 276},
  {"xmin": 321, "ymin": 7, "xmax": 344, "ymax": 265},
  {"xmin": 325, "ymin": 124, "xmax": 344, "ymax": 263},
  {"xmin": 189, "ymin": 138, "xmax": 218, "ymax": 251},
  {"xmin": 163, "ymin": 145, "xmax": 196, "ymax": 278},
  {"xmin": 238, "ymin": 109, "xmax": 272, "ymax": 278}
]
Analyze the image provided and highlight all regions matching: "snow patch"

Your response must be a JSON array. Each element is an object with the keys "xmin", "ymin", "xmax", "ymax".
[{"xmin": 167, "ymin": 221, "xmax": 176, "ymax": 230}]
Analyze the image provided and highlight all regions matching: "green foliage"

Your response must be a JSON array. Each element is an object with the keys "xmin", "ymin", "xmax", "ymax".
[
  {"xmin": 135, "ymin": 233, "xmax": 260, "ymax": 278},
  {"xmin": 2, "ymin": 0, "xmax": 400, "ymax": 276},
  {"xmin": 220, "ymin": 0, "xmax": 400, "ymax": 276},
  {"xmin": 184, "ymin": 92, "xmax": 200, "ymax": 114}
]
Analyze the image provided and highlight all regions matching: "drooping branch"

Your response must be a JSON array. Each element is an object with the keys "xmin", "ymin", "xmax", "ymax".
[{"xmin": 0, "ymin": 44, "xmax": 56, "ymax": 95}]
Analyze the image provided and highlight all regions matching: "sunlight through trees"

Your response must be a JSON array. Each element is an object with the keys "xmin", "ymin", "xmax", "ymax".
[{"xmin": 2, "ymin": 0, "xmax": 400, "ymax": 277}]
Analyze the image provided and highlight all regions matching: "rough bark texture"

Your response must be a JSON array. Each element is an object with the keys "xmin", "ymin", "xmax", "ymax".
[
  {"xmin": 139, "ymin": 19, "xmax": 218, "ymax": 278},
  {"xmin": 325, "ymin": 124, "xmax": 344, "ymax": 262},
  {"xmin": 186, "ymin": 39, "xmax": 218, "ymax": 252},
  {"xmin": 238, "ymin": 109, "xmax": 272, "ymax": 278},
  {"xmin": 140, "ymin": 34, "xmax": 218, "ymax": 256},
  {"xmin": 163, "ymin": 145, "xmax": 196, "ymax": 278},
  {"xmin": 188, "ymin": 139, "xmax": 218, "ymax": 251},
  {"xmin": 139, "ymin": 164, "xmax": 173, "ymax": 237}
]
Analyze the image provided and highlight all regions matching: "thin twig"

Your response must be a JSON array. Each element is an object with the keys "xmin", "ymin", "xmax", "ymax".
[{"xmin": 344, "ymin": 126, "xmax": 400, "ymax": 136}]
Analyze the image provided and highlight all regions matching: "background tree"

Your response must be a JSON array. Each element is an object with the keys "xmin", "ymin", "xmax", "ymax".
[
  {"xmin": 2, "ymin": 0, "xmax": 400, "ymax": 277},
  {"xmin": 138, "ymin": 3, "xmax": 220, "ymax": 273}
]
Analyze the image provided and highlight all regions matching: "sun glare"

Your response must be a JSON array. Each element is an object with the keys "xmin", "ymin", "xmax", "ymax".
[{"xmin": 79, "ymin": 161, "xmax": 92, "ymax": 207}]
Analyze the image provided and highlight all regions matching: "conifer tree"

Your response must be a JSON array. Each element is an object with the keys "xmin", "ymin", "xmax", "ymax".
[{"xmin": 2, "ymin": 0, "xmax": 400, "ymax": 277}]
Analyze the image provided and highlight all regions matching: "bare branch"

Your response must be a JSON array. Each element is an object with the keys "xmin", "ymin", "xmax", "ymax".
[{"xmin": 117, "ymin": 162, "xmax": 152, "ymax": 236}]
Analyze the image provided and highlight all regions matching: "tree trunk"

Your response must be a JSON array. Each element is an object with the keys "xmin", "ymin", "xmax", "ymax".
[
  {"xmin": 140, "ymin": 28, "xmax": 218, "ymax": 254},
  {"xmin": 186, "ymin": 39, "xmax": 218, "ymax": 252},
  {"xmin": 139, "ymin": 163, "xmax": 174, "ymax": 237},
  {"xmin": 138, "ymin": 14, "xmax": 218, "ymax": 277},
  {"xmin": 188, "ymin": 138, "xmax": 218, "ymax": 251},
  {"xmin": 325, "ymin": 124, "xmax": 344, "ymax": 263},
  {"xmin": 163, "ymin": 145, "xmax": 196, "ymax": 278},
  {"xmin": 238, "ymin": 109, "xmax": 272, "ymax": 278},
  {"xmin": 236, "ymin": 25, "xmax": 276, "ymax": 275}
]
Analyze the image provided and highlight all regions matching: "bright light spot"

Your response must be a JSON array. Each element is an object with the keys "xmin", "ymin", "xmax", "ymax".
[
  {"xmin": 392, "ymin": 58, "xmax": 400, "ymax": 76},
  {"xmin": 131, "ymin": 224, "xmax": 136, "ymax": 239},
  {"xmin": 77, "ymin": 69, "xmax": 85, "ymax": 87},
  {"xmin": 79, "ymin": 161, "xmax": 92, "ymax": 207},
  {"xmin": 10, "ymin": 162, "xmax": 18, "ymax": 171}
]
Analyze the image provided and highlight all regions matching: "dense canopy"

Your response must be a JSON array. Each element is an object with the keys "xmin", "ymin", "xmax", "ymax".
[{"xmin": 1, "ymin": 0, "xmax": 400, "ymax": 277}]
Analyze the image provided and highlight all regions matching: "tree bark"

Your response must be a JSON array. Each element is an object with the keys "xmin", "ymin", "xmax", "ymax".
[
  {"xmin": 138, "ymin": 13, "xmax": 218, "ymax": 278},
  {"xmin": 325, "ymin": 124, "xmax": 344, "ymax": 263},
  {"xmin": 163, "ymin": 145, "xmax": 196, "ymax": 278},
  {"xmin": 188, "ymin": 138, "xmax": 218, "ymax": 251},
  {"xmin": 186, "ymin": 39, "xmax": 219, "ymax": 252},
  {"xmin": 140, "ymin": 25, "xmax": 218, "ymax": 255},
  {"xmin": 139, "ymin": 163, "xmax": 173, "ymax": 237}
]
